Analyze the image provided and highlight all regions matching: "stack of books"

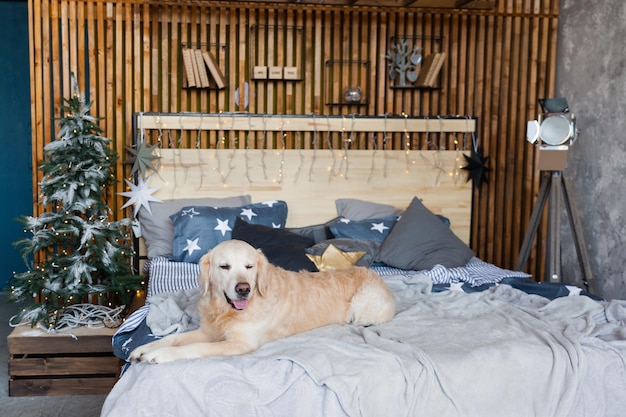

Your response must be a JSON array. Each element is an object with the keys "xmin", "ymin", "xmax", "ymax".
[
  {"xmin": 181, "ymin": 48, "xmax": 226, "ymax": 89},
  {"xmin": 416, "ymin": 52, "xmax": 447, "ymax": 87}
]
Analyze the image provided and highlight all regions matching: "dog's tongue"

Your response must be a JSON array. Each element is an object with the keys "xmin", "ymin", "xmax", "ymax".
[{"xmin": 232, "ymin": 298, "xmax": 249, "ymax": 310}]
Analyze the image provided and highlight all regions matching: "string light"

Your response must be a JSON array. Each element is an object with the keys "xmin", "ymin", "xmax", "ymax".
[
  {"xmin": 130, "ymin": 113, "xmax": 478, "ymax": 209},
  {"xmin": 308, "ymin": 113, "xmax": 319, "ymax": 181},
  {"xmin": 403, "ymin": 112, "xmax": 411, "ymax": 173},
  {"xmin": 9, "ymin": 303, "xmax": 126, "ymax": 332},
  {"xmin": 244, "ymin": 114, "xmax": 253, "ymax": 184}
]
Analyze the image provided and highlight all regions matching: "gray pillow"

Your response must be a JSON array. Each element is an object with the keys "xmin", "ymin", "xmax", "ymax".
[
  {"xmin": 378, "ymin": 197, "xmax": 474, "ymax": 270},
  {"xmin": 335, "ymin": 198, "xmax": 403, "ymax": 221},
  {"xmin": 138, "ymin": 195, "xmax": 251, "ymax": 258},
  {"xmin": 287, "ymin": 218, "xmax": 337, "ymax": 244}
]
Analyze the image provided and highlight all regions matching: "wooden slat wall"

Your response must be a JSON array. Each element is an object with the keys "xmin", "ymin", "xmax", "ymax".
[{"xmin": 27, "ymin": 0, "xmax": 560, "ymax": 280}]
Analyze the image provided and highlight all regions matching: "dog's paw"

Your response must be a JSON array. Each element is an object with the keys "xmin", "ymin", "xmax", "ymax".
[
  {"xmin": 129, "ymin": 345, "xmax": 153, "ymax": 363},
  {"xmin": 135, "ymin": 346, "xmax": 180, "ymax": 364}
]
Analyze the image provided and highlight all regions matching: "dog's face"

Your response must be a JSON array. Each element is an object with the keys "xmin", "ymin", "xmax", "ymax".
[{"xmin": 198, "ymin": 240, "xmax": 268, "ymax": 311}]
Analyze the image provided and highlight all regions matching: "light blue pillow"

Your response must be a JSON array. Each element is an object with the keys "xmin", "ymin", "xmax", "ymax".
[
  {"xmin": 170, "ymin": 201, "xmax": 288, "ymax": 263},
  {"xmin": 329, "ymin": 216, "xmax": 399, "ymax": 243}
]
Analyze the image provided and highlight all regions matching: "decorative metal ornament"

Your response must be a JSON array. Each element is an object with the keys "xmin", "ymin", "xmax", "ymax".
[
  {"xmin": 344, "ymin": 86, "xmax": 363, "ymax": 103},
  {"xmin": 386, "ymin": 38, "xmax": 422, "ymax": 86}
]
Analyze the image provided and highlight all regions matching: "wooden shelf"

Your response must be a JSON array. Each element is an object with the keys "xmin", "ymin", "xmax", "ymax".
[
  {"xmin": 390, "ymin": 85, "xmax": 442, "ymax": 91},
  {"xmin": 250, "ymin": 25, "xmax": 304, "ymax": 82}
]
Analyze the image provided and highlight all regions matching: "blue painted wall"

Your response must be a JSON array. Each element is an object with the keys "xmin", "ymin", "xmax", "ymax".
[{"xmin": 0, "ymin": 1, "xmax": 32, "ymax": 290}]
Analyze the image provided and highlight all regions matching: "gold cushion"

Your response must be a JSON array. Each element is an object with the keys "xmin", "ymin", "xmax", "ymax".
[{"xmin": 306, "ymin": 244, "xmax": 365, "ymax": 272}]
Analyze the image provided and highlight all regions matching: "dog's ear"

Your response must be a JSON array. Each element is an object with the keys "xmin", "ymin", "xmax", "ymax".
[
  {"xmin": 198, "ymin": 251, "xmax": 212, "ymax": 297},
  {"xmin": 254, "ymin": 248, "xmax": 269, "ymax": 297}
]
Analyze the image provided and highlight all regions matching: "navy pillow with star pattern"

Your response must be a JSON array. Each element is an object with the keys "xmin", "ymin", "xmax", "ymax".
[
  {"xmin": 169, "ymin": 201, "xmax": 288, "ymax": 263},
  {"xmin": 329, "ymin": 216, "xmax": 399, "ymax": 243}
]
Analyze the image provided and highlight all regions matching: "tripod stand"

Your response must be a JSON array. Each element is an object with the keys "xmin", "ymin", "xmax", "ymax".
[{"xmin": 515, "ymin": 170, "xmax": 594, "ymax": 292}]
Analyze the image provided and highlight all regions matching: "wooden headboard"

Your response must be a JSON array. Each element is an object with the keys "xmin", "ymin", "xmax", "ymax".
[{"xmin": 131, "ymin": 112, "xmax": 476, "ymax": 245}]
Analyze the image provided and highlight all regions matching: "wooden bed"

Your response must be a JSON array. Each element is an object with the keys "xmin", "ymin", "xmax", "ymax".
[
  {"xmin": 131, "ymin": 113, "xmax": 476, "ymax": 257},
  {"xmin": 101, "ymin": 112, "xmax": 626, "ymax": 417}
]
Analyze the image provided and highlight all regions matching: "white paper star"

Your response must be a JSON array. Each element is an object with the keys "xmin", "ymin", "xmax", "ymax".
[
  {"xmin": 184, "ymin": 238, "xmax": 202, "ymax": 256},
  {"xmin": 370, "ymin": 222, "xmax": 389, "ymax": 234},
  {"xmin": 449, "ymin": 282, "xmax": 465, "ymax": 292},
  {"xmin": 340, "ymin": 218, "xmax": 351, "ymax": 224},
  {"xmin": 182, "ymin": 207, "xmax": 200, "ymax": 219},
  {"xmin": 272, "ymin": 222, "xmax": 281, "ymax": 228},
  {"xmin": 240, "ymin": 208, "xmax": 257, "ymax": 221},
  {"xmin": 261, "ymin": 200, "xmax": 279, "ymax": 207},
  {"xmin": 214, "ymin": 218, "xmax": 232, "ymax": 236},
  {"xmin": 119, "ymin": 176, "xmax": 162, "ymax": 217}
]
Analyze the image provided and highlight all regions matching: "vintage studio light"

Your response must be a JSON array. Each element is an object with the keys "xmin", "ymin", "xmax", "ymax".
[
  {"xmin": 517, "ymin": 97, "xmax": 593, "ymax": 290},
  {"xmin": 526, "ymin": 97, "xmax": 577, "ymax": 171}
]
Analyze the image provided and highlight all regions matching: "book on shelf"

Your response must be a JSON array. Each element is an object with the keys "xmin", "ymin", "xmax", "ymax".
[
  {"xmin": 201, "ymin": 50, "xmax": 227, "ymax": 89},
  {"xmin": 188, "ymin": 48, "xmax": 202, "ymax": 89},
  {"xmin": 194, "ymin": 49, "xmax": 210, "ymax": 88},
  {"xmin": 416, "ymin": 52, "xmax": 447, "ymax": 87},
  {"xmin": 181, "ymin": 48, "xmax": 197, "ymax": 88}
]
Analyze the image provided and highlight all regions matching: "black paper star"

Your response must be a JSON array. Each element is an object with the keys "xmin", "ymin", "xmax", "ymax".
[{"xmin": 461, "ymin": 146, "xmax": 491, "ymax": 187}]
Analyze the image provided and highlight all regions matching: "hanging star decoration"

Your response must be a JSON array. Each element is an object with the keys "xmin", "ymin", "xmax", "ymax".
[
  {"xmin": 124, "ymin": 141, "xmax": 160, "ymax": 179},
  {"xmin": 119, "ymin": 176, "xmax": 162, "ymax": 217},
  {"xmin": 461, "ymin": 146, "xmax": 491, "ymax": 187}
]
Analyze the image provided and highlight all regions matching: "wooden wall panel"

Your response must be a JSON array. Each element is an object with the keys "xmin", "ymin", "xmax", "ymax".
[{"xmin": 26, "ymin": 0, "xmax": 559, "ymax": 281}]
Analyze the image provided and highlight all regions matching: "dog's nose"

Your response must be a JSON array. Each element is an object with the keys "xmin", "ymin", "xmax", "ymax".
[{"xmin": 235, "ymin": 282, "xmax": 250, "ymax": 297}]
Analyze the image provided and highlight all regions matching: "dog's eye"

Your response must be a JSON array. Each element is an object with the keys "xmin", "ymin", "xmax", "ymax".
[
  {"xmin": 219, "ymin": 264, "xmax": 231, "ymax": 270},
  {"xmin": 245, "ymin": 264, "xmax": 254, "ymax": 269}
]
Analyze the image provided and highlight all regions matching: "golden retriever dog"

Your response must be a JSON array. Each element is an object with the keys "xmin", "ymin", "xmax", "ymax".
[{"xmin": 130, "ymin": 239, "xmax": 395, "ymax": 364}]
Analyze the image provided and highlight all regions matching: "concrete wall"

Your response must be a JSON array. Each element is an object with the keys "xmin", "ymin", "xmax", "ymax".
[{"xmin": 557, "ymin": 0, "xmax": 626, "ymax": 299}]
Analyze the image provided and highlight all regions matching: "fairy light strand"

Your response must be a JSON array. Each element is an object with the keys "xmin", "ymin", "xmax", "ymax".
[
  {"xmin": 308, "ymin": 113, "xmax": 319, "ymax": 181},
  {"xmin": 403, "ymin": 112, "xmax": 411, "ymax": 172},
  {"xmin": 325, "ymin": 115, "xmax": 337, "ymax": 183},
  {"xmin": 293, "ymin": 130, "xmax": 304, "ymax": 183},
  {"xmin": 10, "ymin": 304, "xmax": 126, "ymax": 333},
  {"xmin": 367, "ymin": 131, "xmax": 378, "ymax": 183},
  {"xmin": 260, "ymin": 114, "xmax": 269, "ymax": 180},
  {"xmin": 132, "ymin": 113, "xmax": 478, "ymax": 197},
  {"xmin": 244, "ymin": 113, "xmax": 254, "ymax": 184}
]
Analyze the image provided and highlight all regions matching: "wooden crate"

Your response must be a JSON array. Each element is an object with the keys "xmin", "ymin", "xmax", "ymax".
[{"xmin": 7, "ymin": 325, "xmax": 121, "ymax": 396}]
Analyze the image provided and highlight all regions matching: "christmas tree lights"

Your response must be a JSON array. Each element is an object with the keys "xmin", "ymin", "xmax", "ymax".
[{"xmin": 9, "ymin": 74, "xmax": 143, "ymax": 330}]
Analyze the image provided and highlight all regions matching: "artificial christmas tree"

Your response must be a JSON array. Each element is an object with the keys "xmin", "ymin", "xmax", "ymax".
[{"xmin": 9, "ymin": 75, "xmax": 142, "ymax": 330}]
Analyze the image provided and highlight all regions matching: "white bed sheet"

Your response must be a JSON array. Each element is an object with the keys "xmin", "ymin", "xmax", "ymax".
[{"xmin": 101, "ymin": 273, "xmax": 626, "ymax": 417}]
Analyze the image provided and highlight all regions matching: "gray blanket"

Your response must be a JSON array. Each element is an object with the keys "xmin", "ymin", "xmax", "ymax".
[
  {"xmin": 145, "ymin": 288, "xmax": 201, "ymax": 336},
  {"xmin": 102, "ymin": 274, "xmax": 626, "ymax": 417}
]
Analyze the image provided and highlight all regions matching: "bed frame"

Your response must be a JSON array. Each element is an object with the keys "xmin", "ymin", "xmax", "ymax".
[{"xmin": 131, "ymin": 112, "xmax": 477, "ymax": 252}]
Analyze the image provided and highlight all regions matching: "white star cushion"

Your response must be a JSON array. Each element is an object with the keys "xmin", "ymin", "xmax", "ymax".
[
  {"xmin": 329, "ymin": 216, "xmax": 398, "ymax": 243},
  {"xmin": 183, "ymin": 238, "xmax": 202, "ymax": 256},
  {"xmin": 169, "ymin": 201, "xmax": 288, "ymax": 263}
]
